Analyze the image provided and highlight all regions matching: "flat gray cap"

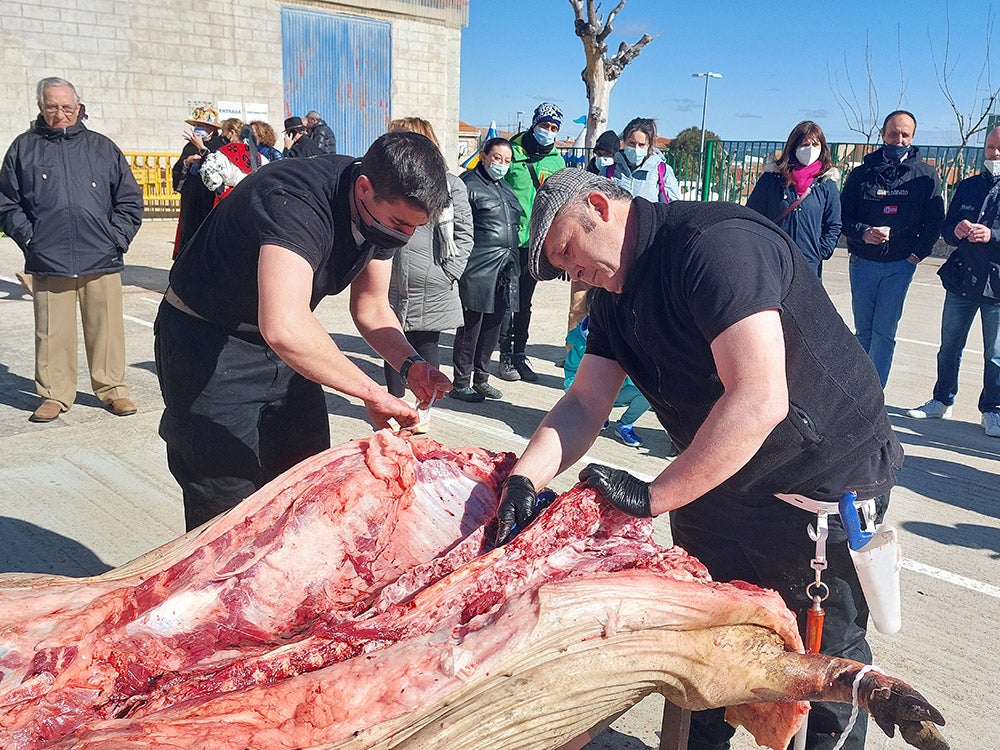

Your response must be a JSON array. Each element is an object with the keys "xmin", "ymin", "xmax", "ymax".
[{"xmin": 528, "ymin": 168, "xmax": 608, "ymax": 281}]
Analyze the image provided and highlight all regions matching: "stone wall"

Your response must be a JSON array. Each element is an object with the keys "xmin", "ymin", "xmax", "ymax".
[{"xmin": 0, "ymin": 0, "xmax": 465, "ymax": 167}]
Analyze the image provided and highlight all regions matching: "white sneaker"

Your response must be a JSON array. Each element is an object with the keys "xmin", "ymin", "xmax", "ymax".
[
  {"xmin": 983, "ymin": 412, "xmax": 1000, "ymax": 437},
  {"xmin": 906, "ymin": 399, "xmax": 952, "ymax": 419}
]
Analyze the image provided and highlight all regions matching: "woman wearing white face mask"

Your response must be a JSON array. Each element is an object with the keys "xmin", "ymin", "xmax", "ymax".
[
  {"xmin": 747, "ymin": 120, "xmax": 843, "ymax": 279},
  {"xmin": 452, "ymin": 138, "xmax": 523, "ymax": 402},
  {"xmin": 601, "ymin": 117, "xmax": 681, "ymax": 203}
]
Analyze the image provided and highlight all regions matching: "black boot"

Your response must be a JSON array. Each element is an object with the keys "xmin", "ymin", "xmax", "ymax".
[{"xmin": 513, "ymin": 354, "xmax": 538, "ymax": 382}]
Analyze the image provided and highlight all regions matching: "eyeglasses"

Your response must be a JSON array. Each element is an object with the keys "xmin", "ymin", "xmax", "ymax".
[{"xmin": 43, "ymin": 104, "xmax": 78, "ymax": 115}]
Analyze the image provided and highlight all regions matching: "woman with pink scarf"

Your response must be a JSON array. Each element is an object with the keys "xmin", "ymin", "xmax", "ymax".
[{"xmin": 747, "ymin": 120, "xmax": 843, "ymax": 279}]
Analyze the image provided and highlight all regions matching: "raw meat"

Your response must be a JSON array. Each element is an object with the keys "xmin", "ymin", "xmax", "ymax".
[{"xmin": 0, "ymin": 431, "xmax": 946, "ymax": 750}]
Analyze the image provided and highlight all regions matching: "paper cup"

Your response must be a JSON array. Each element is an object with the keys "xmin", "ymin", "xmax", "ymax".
[{"xmin": 849, "ymin": 525, "xmax": 902, "ymax": 634}]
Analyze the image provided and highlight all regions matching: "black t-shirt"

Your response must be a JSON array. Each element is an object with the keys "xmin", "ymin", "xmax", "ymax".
[
  {"xmin": 587, "ymin": 199, "xmax": 901, "ymax": 500},
  {"xmin": 169, "ymin": 155, "xmax": 395, "ymax": 329}
]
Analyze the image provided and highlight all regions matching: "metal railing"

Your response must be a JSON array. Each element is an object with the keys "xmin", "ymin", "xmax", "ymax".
[
  {"xmin": 561, "ymin": 141, "xmax": 984, "ymax": 208},
  {"xmin": 125, "ymin": 152, "xmax": 179, "ymax": 217}
]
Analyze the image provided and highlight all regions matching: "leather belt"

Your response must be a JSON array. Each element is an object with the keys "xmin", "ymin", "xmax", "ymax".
[{"xmin": 164, "ymin": 286, "xmax": 206, "ymax": 321}]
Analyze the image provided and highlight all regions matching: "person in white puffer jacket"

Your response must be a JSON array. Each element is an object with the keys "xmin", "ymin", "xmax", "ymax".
[{"xmin": 601, "ymin": 117, "xmax": 681, "ymax": 203}]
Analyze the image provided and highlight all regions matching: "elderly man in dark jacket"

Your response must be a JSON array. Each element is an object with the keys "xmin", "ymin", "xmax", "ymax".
[
  {"xmin": 305, "ymin": 110, "xmax": 337, "ymax": 155},
  {"xmin": 0, "ymin": 77, "xmax": 143, "ymax": 423}
]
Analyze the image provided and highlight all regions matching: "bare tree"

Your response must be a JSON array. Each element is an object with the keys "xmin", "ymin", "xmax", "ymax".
[
  {"xmin": 930, "ymin": 4, "xmax": 1000, "ymax": 149},
  {"xmin": 569, "ymin": 0, "xmax": 654, "ymax": 148},
  {"xmin": 828, "ymin": 29, "xmax": 909, "ymax": 147},
  {"xmin": 828, "ymin": 33, "xmax": 882, "ymax": 145}
]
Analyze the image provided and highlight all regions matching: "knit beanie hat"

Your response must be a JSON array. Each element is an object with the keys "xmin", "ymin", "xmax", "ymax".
[
  {"xmin": 532, "ymin": 102, "xmax": 563, "ymax": 129},
  {"xmin": 594, "ymin": 129, "xmax": 620, "ymax": 154}
]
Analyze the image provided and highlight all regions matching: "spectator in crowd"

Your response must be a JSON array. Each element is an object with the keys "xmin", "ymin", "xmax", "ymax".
[
  {"xmin": 249, "ymin": 120, "xmax": 283, "ymax": 162},
  {"xmin": 564, "ymin": 316, "xmax": 656, "ymax": 449},
  {"xmin": 0, "ymin": 77, "xmax": 143, "ymax": 423},
  {"xmin": 305, "ymin": 110, "xmax": 337, "ymax": 155},
  {"xmin": 907, "ymin": 125, "xmax": 1000, "ymax": 437},
  {"xmin": 498, "ymin": 102, "xmax": 567, "ymax": 383},
  {"xmin": 282, "ymin": 116, "xmax": 323, "ymax": 158},
  {"xmin": 493, "ymin": 169, "xmax": 903, "ymax": 750},
  {"xmin": 381, "ymin": 118, "xmax": 473, "ymax": 410},
  {"xmin": 600, "ymin": 117, "xmax": 681, "ymax": 203},
  {"xmin": 199, "ymin": 121, "xmax": 281, "ymax": 203},
  {"xmin": 452, "ymin": 137, "xmax": 522, "ymax": 402},
  {"xmin": 171, "ymin": 105, "xmax": 226, "ymax": 258},
  {"xmin": 585, "ymin": 129, "xmax": 619, "ymax": 174},
  {"xmin": 155, "ymin": 132, "xmax": 452, "ymax": 531},
  {"xmin": 840, "ymin": 110, "xmax": 945, "ymax": 387},
  {"xmin": 746, "ymin": 120, "xmax": 843, "ymax": 279}
]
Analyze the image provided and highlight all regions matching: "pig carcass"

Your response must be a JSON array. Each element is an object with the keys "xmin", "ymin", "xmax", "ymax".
[{"xmin": 0, "ymin": 430, "xmax": 947, "ymax": 750}]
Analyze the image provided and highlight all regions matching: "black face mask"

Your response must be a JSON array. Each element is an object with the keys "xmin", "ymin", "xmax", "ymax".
[{"xmin": 356, "ymin": 192, "xmax": 412, "ymax": 250}]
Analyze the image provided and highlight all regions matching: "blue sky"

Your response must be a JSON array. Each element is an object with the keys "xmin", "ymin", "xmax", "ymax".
[{"xmin": 459, "ymin": 0, "xmax": 999, "ymax": 146}]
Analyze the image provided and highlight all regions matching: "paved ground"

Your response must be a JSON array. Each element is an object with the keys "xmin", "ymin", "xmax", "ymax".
[{"xmin": 0, "ymin": 220, "xmax": 996, "ymax": 750}]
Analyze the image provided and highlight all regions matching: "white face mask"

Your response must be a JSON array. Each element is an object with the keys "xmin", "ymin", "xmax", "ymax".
[
  {"xmin": 984, "ymin": 159, "xmax": 1000, "ymax": 177},
  {"xmin": 795, "ymin": 145, "xmax": 821, "ymax": 166},
  {"xmin": 595, "ymin": 155, "xmax": 614, "ymax": 168}
]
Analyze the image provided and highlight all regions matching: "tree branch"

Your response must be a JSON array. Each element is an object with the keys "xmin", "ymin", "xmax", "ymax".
[{"xmin": 606, "ymin": 34, "xmax": 654, "ymax": 80}]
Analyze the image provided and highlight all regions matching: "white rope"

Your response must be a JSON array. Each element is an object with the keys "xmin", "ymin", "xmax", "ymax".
[{"xmin": 830, "ymin": 664, "xmax": 881, "ymax": 750}]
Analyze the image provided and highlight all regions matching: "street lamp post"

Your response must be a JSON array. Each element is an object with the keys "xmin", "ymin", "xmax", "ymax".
[
  {"xmin": 516, "ymin": 111, "xmax": 525, "ymax": 133},
  {"xmin": 692, "ymin": 72, "xmax": 722, "ymax": 200}
]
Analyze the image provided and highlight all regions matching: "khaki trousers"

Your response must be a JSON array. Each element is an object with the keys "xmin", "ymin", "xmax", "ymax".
[{"xmin": 33, "ymin": 273, "xmax": 130, "ymax": 409}]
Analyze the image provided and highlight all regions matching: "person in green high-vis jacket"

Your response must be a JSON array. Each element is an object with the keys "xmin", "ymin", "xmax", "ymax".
[{"xmin": 497, "ymin": 102, "xmax": 567, "ymax": 382}]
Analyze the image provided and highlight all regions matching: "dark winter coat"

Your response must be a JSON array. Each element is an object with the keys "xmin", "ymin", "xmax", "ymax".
[
  {"xmin": 0, "ymin": 115, "xmax": 143, "ymax": 277},
  {"xmin": 309, "ymin": 120, "xmax": 337, "ymax": 155},
  {"xmin": 746, "ymin": 163, "xmax": 843, "ymax": 275},
  {"xmin": 283, "ymin": 135, "xmax": 323, "ymax": 159},
  {"xmin": 937, "ymin": 170, "xmax": 1000, "ymax": 303},
  {"xmin": 840, "ymin": 146, "xmax": 944, "ymax": 262},
  {"xmin": 459, "ymin": 165, "xmax": 522, "ymax": 314},
  {"xmin": 388, "ymin": 172, "xmax": 473, "ymax": 332}
]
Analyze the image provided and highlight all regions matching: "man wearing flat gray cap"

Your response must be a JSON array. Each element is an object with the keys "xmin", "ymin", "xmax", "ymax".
[{"xmin": 492, "ymin": 169, "xmax": 903, "ymax": 750}]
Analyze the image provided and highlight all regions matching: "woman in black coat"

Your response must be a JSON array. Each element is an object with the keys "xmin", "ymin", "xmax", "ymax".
[{"xmin": 451, "ymin": 138, "xmax": 522, "ymax": 402}]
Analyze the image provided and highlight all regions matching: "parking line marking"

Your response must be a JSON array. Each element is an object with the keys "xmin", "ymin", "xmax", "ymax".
[{"xmin": 901, "ymin": 558, "xmax": 1000, "ymax": 599}]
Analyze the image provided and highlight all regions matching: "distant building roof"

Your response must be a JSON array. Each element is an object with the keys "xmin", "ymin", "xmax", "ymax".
[{"xmin": 458, "ymin": 120, "xmax": 480, "ymax": 135}]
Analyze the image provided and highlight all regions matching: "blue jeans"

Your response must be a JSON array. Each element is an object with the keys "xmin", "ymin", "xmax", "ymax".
[
  {"xmin": 849, "ymin": 255, "xmax": 917, "ymax": 387},
  {"xmin": 932, "ymin": 291, "xmax": 1000, "ymax": 413}
]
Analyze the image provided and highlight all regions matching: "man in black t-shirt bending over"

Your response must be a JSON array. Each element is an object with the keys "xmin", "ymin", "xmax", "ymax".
[
  {"xmin": 156, "ymin": 132, "xmax": 453, "ymax": 531},
  {"xmin": 492, "ymin": 170, "xmax": 904, "ymax": 750}
]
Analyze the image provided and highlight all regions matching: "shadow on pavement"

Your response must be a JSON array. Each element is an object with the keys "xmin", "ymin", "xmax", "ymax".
[
  {"xmin": 900, "ymin": 520, "xmax": 1000, "ymax": 559},
  {"xmin": 123, "ymin": 264, "xmax": 170, "ymax": 294},
  {"xmin": 0, "ymin": 517, "xmax": 112, "ymax": 576},
  {"xmin": 583, "ymin": 728, "xmax": 655, "ymax": 750}
]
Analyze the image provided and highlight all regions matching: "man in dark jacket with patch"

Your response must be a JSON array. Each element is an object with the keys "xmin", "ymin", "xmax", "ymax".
[
  {"xmin": 0, "ymin": 77, "xmax": 143, "ymax": 423},
  {"xmin": 840, "ymin": 110, "xmax": 945, "ymax": 388},
  {"xmin": 907, "ymin": 125, "xmax": 1000, "ymax": 437},
  {"xmin": 492, "ymin": 169, "xmax": 906, "ymax": 750}
]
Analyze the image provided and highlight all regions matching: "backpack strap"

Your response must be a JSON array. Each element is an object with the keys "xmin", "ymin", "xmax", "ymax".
[{"xmin": 658, "ymin": 161, "xmax": 670, "ymax": 203}]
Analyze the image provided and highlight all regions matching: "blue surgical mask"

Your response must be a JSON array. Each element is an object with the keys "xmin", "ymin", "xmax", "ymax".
[
  {"xmin": 883, "ymin": 144, "xmax": 909, "ymax": 160},
  {"xmin": 595, "ymin": 155, "xmax": 614, "ymax": 169},
  {"xmin": 193, "ymin": 126, "xmax": 211, "ymax": 139},
  {"xmin": 487, "ymin": 161, "xmax": 509, "ymax": 180},
  {"xmin": 624, "ymin": 146, "xmax": 646, "ymax": 166},
  {"xmin": 533, "ymin": 126, "xmax": 557, "ymax": 147}
]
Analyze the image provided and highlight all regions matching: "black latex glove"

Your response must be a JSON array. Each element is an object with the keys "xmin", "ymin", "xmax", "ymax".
[
  {"xmin": 578, "ymin": 463, "xmax": 653, "ymax": 517},
  {"xmin": 494, "ymin": 475, "xmax": 552, "ymax": 547}
]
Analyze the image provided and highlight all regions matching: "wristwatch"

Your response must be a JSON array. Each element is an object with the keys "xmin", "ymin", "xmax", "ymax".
[{"xmin": 399, "ymin": 354, "xmax": 425, "ymax": 382}]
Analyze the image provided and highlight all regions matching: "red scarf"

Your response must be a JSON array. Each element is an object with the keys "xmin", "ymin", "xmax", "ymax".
[{"xmin": 789, "ymin": 160, "xmax": 823, "ymax": 195}]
